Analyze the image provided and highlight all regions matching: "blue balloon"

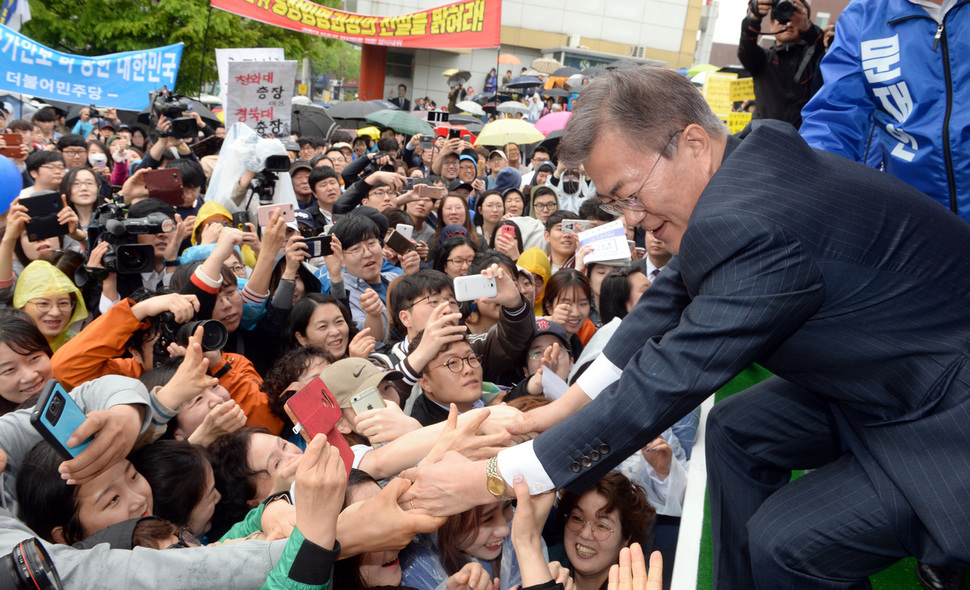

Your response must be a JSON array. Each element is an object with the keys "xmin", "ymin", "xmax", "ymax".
[{"xmin": 0, "ymin": 155, "xmax": 23, "ymax": 213}]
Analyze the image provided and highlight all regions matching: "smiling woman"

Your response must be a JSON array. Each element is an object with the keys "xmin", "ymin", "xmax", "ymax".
[
  {"xmin": 13, "ymin": 260, "xmax": 88, "ymax": 351},
  {"xmin": 0, "ymin": 313, "xmax": 54, "ymax": 414}
]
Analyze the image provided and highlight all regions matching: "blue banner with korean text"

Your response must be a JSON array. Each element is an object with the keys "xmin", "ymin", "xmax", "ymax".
[{"xmin": 0, "ymin": 24, "xmax": 183, "ymax": 109}]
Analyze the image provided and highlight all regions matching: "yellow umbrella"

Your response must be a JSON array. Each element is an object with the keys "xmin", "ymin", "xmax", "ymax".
[
  {"xmin": 442, "ymin": 68, "xmax": 460, "ymax": 77},
  {"xmin": 356, "ymin": 126, "xmax": 381, "ymax": 140},
  {"xmin": 474, "ymin": 119, "xmax": 545, "ymax": 147}
]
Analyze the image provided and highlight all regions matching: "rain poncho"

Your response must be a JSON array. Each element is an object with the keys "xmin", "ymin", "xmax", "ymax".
[
  {"xmin": 13, "ymin": 260, "xmax": 88, "ymax": 351},
  {"xmin": 185, "ymin": 201, "xmax": 258, "ymax": 268},
  {"xmin": 517, "ymin": 247, "xmax": 551, "ymax": 316}
]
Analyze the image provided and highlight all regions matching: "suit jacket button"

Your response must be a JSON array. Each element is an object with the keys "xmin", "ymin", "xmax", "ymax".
[
  {"xmin": 581, "ymin": 457, "xmax": 592, "ymax": 468},
  {"xmin": 599, "ymin": 444, "xmax": 610, "ymax": 455},
  {"xmin": 590, "ymin": 450, "xmax": 600, "ymax": 461},
  {"xmin": 571, "ymin": 462, "xmax": 582, "ymax": 473}
]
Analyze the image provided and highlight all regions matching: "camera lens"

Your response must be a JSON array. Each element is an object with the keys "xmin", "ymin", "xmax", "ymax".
[
  {"xmin": 176, "ymin": 320, "xmax": 228, "ymax": 352},
  {"xmin": 0, "ymin": 538, "xmax": 63, "ymax": 590},
  {"xmin": 115, "ymin": 245, "xmax": 155, "ymax": 274}
]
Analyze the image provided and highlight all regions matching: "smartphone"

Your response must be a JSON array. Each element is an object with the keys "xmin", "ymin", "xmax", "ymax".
[
  {"xmin": 461, "ymin": 134, "xmax": 471, "ymax": 142},
  {"xmin": 448, "ymin": 128, "xmax": 462, "ymax": 140},
  {"xmin": 418, "ymin": 135, "xmax": 434, "ymax": 150},
  {"xmin": 144, "ymin": 168, "xmax": 184, "ymax": 207},
  {"xmin": 427, "ymin": 111, "xmax": 449, "ymax": 124},
  {"xmin": 0, "ymin": 133, "xmax": 24, "ymax": 159},
  {"xmin": 231, "ymin": 210, "xmax": 251, "ymax": 230},
  {"xmin": 454, "ymin": 274, "xmax": 497, "ymax": 302},
  {"xmin": 561, "ymin": 219, "xmax": 592, "ymax": 234},
  {"xmin": 300, "ymin": 235, "xmax": 333, "ymax": 257},
  {"xmin": 404, "ymin": 177, "xmax": 415, "ymax": 191},
  {"xmin": 497, "ymin": 224, "xmax": 516, "ymax": 242},
  {"xmin": 386, "ymin": 229, "xmax": 415, "ymax": 255},
  {"xmin": 395, "ymin": 224, "xmax": 414, "ymax": 241},
  {"xmin": 418, "ymin": 185, "xmax": 446, "ymax": 200},
  {"xmin": 30, "ymin": 380, "xmax": 92, "ymax": 459},
  {"xmin": 23, "ymin": 190, "xmax": 69, "ymax": 242},
  {"xmin": 257, "ymin": 202, "xmax": 296, "ymax": 226},
  {"xmin": 282, "ymin": 377, "xmax": 353, "ymax": 475},
  {"xmin": 350, "ymin": 387, "xmax": 387, "ymax": 447}
]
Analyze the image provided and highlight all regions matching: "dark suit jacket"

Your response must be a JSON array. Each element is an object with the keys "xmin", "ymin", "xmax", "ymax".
[{"xmin": 534, "ymin": 120, "xmax": 970, "ymax": 562}]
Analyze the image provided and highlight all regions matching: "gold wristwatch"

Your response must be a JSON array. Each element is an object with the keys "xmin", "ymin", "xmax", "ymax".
[{"xmin": 486, "ymin": 457, "xmax": 509, "ymax": 499}]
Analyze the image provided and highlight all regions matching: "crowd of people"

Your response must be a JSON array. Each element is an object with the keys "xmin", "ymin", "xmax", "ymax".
[{"xmin": 0, "ymin": 81, "xmax": 673, "ymax": 590}]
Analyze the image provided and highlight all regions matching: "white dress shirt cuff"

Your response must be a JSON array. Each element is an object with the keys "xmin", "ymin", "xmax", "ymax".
[
  {"xmin": 497, "ymin": 440, "xmax": 556, "ymax": 494},
  {"xmin": 575, "ymin": 355, "xmax": 622, "ymax": 400}
]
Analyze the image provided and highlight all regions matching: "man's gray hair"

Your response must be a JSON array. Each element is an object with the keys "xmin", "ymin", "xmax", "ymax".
[{"xmin": 559, "ymin": 66, "xmax": 727, "ymax": 167}]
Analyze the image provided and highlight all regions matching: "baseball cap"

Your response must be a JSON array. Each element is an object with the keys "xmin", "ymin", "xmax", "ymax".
[
  {"xmin": 294, "ymin": 209, "xmax": 314, "ymax": 228},
  {"xmin": 528, "ymin": 318, "xmax": 570, "ymax": 351},
  {"xmin": 332, "ymin": 142, "xmax": 352, "ymax": 151},
  {"xmin": 448, "ymin": 179, "xmax": 473, "ymax": 193},
  {"xmin": 290, "ymin": 160, "xmax": 312, "ymax": 174},
  {"xmin": 488, "ymin": 149, "xmax": 507, "ymax": 160},
  {"xmin": 319, "ymin": 358, "xmax": 403, "ymax": 408},
  {"xmin": 98, "ymin": 119, "xmax": 116, "ymax": 130}
]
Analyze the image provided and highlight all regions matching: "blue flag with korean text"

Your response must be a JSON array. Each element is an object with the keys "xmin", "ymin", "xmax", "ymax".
[{"xmin": 0, "ymin": 24, "xmax": 183, "ymax": 109}]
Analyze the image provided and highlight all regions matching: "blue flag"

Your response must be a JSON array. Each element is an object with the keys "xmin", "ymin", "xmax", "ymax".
[{"xmin": 0, "ymin": 24, "xmax": 183, "ymax": 110}]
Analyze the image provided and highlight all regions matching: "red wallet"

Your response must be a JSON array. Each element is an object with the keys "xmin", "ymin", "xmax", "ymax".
[{"xmin": 283, "ymin": 377, "xmax": 353, "ymax": 476}]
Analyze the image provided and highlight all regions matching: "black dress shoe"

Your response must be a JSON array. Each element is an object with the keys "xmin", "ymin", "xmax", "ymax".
[{"xmin": 916, "ymin": 562, "xmax": 962, "ymax": 590}]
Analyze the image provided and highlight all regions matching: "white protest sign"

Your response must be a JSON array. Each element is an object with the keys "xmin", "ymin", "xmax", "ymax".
[
  {"xmin": 226, "ymin": 60, "xmax": 297, "ymax": 137},
  {"xmin": 577, "ymin": 219, "xmax": 632, "ymax": 264},
  {"xmin": 216, "ymin": 48, "xmax": 285, "ymax": 110}
]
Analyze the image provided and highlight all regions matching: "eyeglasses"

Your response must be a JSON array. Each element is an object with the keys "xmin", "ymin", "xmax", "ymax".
[
  {"xmin": 345, "ymin": 239, "xmax": 382, "ymax": 257},
  {"xmin": 599, "ymin": 129, "xmax": 683, "ymax": 217},
  {"xmin": 39, "ymin": 164, "xmax": 66, "ymax": 172},
  {"xmin": 228, "ymin": 263, "xmax": 247, "ymax": 275},
  {"xmin": 533, "ymin": 202, "xmax": 557, "ymax": 212},
  {"xmin": 447, "ymin": 256, "xmax": 475, "ymax": 267},
  {"xmin": 527, "ymin": 344, "xmax": 570, "ymax": 361},
  {"xmin": 27, "ymin": 299, "xmax": 75, "ymax": 313},
  {"xmin": 72, "ymin": 180, "xmax": 98, "ymax": 188},
  {"xmin": 566, "ymin": 513, "xmax": 617, "ymax": 541},
  {"xmin": 166, "ymin": 527, "xmax": 202, "ymax": 550},
  {"xmin": 408, "ymin": 294, "xmax": 460, "ymax": 310},
  {"xmin": 61, "ymin": 148, "xmax": 87, "ymax": 156},
  {"xmin": 430, "ymin": 354, "xmax": 482, "ymax": 373}
]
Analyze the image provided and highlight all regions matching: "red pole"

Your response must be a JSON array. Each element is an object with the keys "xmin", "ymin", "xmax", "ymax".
[{"xmin": 359, "ymin": 44, "xmax": 387, "ymax": 101}]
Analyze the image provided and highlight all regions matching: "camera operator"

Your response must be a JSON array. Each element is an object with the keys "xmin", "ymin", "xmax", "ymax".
[
  {"xmin": 50, "ymin": 288, "xmax": 283, "ymax": 437},
  {"xmin": 340, "ymin": 137, "xmax": 400, "ymax": 186},
  {"xmin": 430, "ymin": 137, "xmax": 472, "ymax": 183},
  {"xmin": 135, "ymin": 114, "xmax": 204, "ymax": 174},
  {"xmin": 738, "ymin": 0, "xmax": 825, "ymax": 129}
]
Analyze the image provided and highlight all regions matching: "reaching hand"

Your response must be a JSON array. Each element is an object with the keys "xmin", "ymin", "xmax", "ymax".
[
  {"xmin": 187, "ymin": 400, "xmax": 247, "ymax": 447},
  {"xmin": 354, "ymin": 402, "xmax": 421, "ymax": 445},
  {"xmin": 607, "ymin": 544, "xmax": 662, "ymax": 590},
  {"xmin": 359, "ymin": 288, "xmax": 384, "ymax": 318},
  {"xmin": 294, "ymin": 435, "xmax": 346, "ymax": 548},
  {"xmin": 156, "ymin": 326, "xmax": 218, "ymax": 408},
  {"xmin": 59, "ymin": 404, "xmax": 143, "ymax": 486},
  {"xmin": 446, "ymin": 562, "xmax": 499, "ymax": 590},
  {"xmin": 641, "ymin": 436, "xmax": 673, "ymax": 480},
  {"xmin": 480, "ymin": 263, "xmax": 522, "ymax": 308}
]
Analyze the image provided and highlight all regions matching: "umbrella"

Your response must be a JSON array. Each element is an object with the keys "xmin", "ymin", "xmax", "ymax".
[
  {"xmin": 474, "ymin": 119, "xmax": 544, "ymax": 147},
  {"xmin": 607, "ymin": 60, "xmax": 640, "ymax": 70},
  {"xmin": 535, "ymin": 111, "xmax": 572, "ymax": 136},
  {"xmin": 291, "ymin": 104, "xmax": 339, "ymax": 140},
  {"xmin": 456, "ymin": 101, "xmax": 486, "ymax": 116},
  {"xmin": 504, "ymin": 76, "xmax": 543, "ymax": 89},
  {"xmin": 442, "ymin": 68, "xmax": 461, "ymax": 77},
  {"xmin": 137, "ymin": 99, "xmax": 220, "ymax": 128},
  {"xmin": 434, "ymin": 124, "xmax": 478, "ymax": 144},
  {"xmin": 582, "ymin": 66, "xmax": 609, "ymax": 78},
  {"xmin": 369, "ymin": 99, "xmax": 400, "ymax": 110},
  {"xmin": 531, "ymin": 57, "xmax": 563, "ymax": 75},
  {"xmin": 552, "ymin": 66, "xmax": 581, "ymax": 77},
  {"xmin": 687, "ymin": 63, "xmax": 720, "ymax": 77},
  {"xmin": 365, "ymin": 109, "xmax": 434, "ymax": 136},
  {"xmin": 448, "ymin": 115, "xmax": 484, "ymax": 133},
  {"xmin": 496, "ymin": 53, "xmax": 521, "ymax": 65},
  {"xmin": 565, "ymin": 74, "xmax": 587, "ymax": 90},
  {"xmin": 472, "ymin": 93, "xmax": 512, "ymax": 106},
  {"xmin": 537, "ymin": 128, "xmax": 562, "ymax": 157},
  {"xmin": 447, "ymin": 70, "xmax": 472, "ymax": 86},
  {"xmin": 356, "ymin": 126, "xmax": 381, "ymax": 140},
  {"xmin": 326, "ymin": 100, "xmax": 383, "ymax": 120},
  {"xmin": 497, "ymin": 101, "xmax": 530, "ymax": 116},
  {"xmin": 520, "ymin": 68, "xmax": 544, "ymax": 78},
  {"xmin": 541, "ymin": 88, "xmax": 571, "ymax": 98}
]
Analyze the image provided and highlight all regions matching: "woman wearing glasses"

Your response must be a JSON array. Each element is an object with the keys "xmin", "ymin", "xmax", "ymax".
[
  {"xmin": 12, "ymin": 260, "xmax": 87, "ymax": 351},
  {"xmin": 61, "ymin": 166, "xmax": 107, "ymax": 233},
  {"xmin": 558, "ymin": 471, "xmax": 655, "ymax": 590}
]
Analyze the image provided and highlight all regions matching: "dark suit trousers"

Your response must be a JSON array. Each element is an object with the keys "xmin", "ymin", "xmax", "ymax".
[{"xmin": 707, "ymin": 377, "xmax": 909, "ymax": 589}]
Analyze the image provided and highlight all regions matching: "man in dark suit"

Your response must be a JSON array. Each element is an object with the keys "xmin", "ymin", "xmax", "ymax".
[
  {"xmin": 398, "ymin": 66, "xmax": 970, "ymax": 588},
  {"xmin": 389, "ymin": 84, "xmax": 410, "ymax": 111}
]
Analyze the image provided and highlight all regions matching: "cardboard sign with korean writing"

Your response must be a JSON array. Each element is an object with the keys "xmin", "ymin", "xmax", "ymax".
[
  {"xmin": 702, "ymin": 72, "xmax": 737, "ymax": 119},
  {"xmin": 730, "ymin": 77, "xmax": 755, "ymax": 102},
  {"xmin": 216, "ymin": 47, "xmax": 285, "ymax": 110},
  {"xmin": 210, "ymin": 0, "xmax": 500, "ymax": 49},
  {"xmin": 0, "ymin": 23, "xmax": 181, "ymax": 109},
  {"xmin": 226, "ymin": 60, "xmax": 297, "ymax": 138},
  {"xmin": 728, "ymin": 112, "xmax": 753, "ymax": 134}
]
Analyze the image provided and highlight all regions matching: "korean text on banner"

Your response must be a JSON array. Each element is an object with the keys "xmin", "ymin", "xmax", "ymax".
[
  {"xmin": 217, "ymin": 48, "xmax": 285, "ymax": 111},
  {"xmin": 209, "ymin": 0, "xmax": 501, "ymax": 49},
  {"xmin": 226, "ymin": 60, "xmax": 297, "ymax": 137},
  {"xmin": 0, "ymin": 24, "xmax": 182, "ymax": 110}
]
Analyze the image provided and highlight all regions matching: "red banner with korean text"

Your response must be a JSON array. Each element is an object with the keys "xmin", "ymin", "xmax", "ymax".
[{"xmin": 210, "ymin": 0, "xmax": 501, "ymax": 49}]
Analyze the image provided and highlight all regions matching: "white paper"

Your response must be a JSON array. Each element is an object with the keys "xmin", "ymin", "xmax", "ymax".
[
  {"xmin": 216, "ymin": 48, "xmax": 285, "ymax": 110},
  {"xmin": 541, "ymin": 368, "xmax": 569, "ymax": 401},
  {"xmin": 226, "ymin": 60, "xmax": 298, "ymax": 137},
  {"xmin": 577, "ymin": 219, "xmax": 632, "ymax": 264}
]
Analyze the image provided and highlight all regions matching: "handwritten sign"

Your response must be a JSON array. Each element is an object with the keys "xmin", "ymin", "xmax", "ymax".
[
  {"xmin": 226, "ymin": 60, "xmax": 297, "ymax": 137},
  {"xmin": 217, "ymin": 47, "xmax": 285, "ymax": 110},
  {"xmin": 728, "ymin": 112, "xmax": 753, "ymax": 134},
  {"xmin": 730, "ymin": 77, "xmax": 755, "ymax": 102},
  {"xmin": 702, "ymin": 72, "xmax": 737, "ymax": 119}
]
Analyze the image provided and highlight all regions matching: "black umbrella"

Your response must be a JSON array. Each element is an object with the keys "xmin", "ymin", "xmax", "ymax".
[
  {"xmin": 137, "ymin": 99, "xmax": 220, "ymax": 128},
  {"xmin": 368, "ymin": 99, "xmax": 400, "ymax": 111},
  {"xmin": 326, "ymin": 100, "xmax": 383, "ymax": 120},
  {"xmin": 504, "ymin": 76, "xmax": 543, "ymax": 89},
  {"xmin": 448, "ymin": 114, "xmax": 485, "ymax": 133},
  {"xmin": 551, "ymin": 66, "xmax": 581, "ymax": 77},
  {"xmin": 537, "ymin": 129, "xmax": 562, "ymax": 159},
  {"xmin": 607, "ymin": 60, "xmax": 640, "ymax": 70},
  {"xmin": 541, "ymin": 88, "xmax": 571, "ymax": 98},
  {"xmin": 447, "ymin": 70, "xmax": 472, "ymax": 86},
  {"xmin": 473, "ymin": 93, "xmax": 513, "ymax": 106},
  {"xmin": 582, "ymin": 67, "xmax": 609, "ymax": 78},
  {"xmin": 291, "ymin": 104, "xmax": 339, "ymax": 140}
]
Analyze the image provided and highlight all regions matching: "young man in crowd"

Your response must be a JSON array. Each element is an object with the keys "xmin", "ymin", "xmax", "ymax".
[
  {"xmin": 530, "ymin": 186, "xmax": 559, "ymax": 225},
  {"xmin": 307, "ymin": 166, "xmax": 342, "ymax": 232},
  {"xmin": 20, "ymin": 151, "xmax": 65, "ymax": 198}
]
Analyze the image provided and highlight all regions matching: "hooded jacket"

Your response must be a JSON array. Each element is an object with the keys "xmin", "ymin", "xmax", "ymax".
[{"xmin": 13, "ymin": 260, "xmax": 88, "ymax": 351}]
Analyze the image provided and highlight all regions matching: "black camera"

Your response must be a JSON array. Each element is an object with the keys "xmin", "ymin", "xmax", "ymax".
[
  {"xmin": 751, "ymin": 0, "xmax": 794, "ymax": 24},
  {"xmin": 365, "ymin": 152, "xmax": 396, "ymax": 174},
  {"xmin": 91, "ymin": 202, "xmax": 174, "ymax": 274},
  {"xmin": 246, "ymin": 156, "xmax": 291, "ymax": 206},
  {"xmin": 88, "ymin": 104, "xmax": 102, "ymax": 119},
  {"xmin": 149, "ymin": 87, "xmax": 197, "ymax": 140},
  {"xmin": 152, "ymin": 311, "xmax": 229, "ymax": 368},
  {"xmin": 0, "ymin": 538, "xmax": 62, "ymax": 590}
]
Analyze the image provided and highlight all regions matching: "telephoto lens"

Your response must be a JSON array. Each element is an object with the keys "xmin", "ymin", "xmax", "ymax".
[{"xmin": 0, "ymin": 538, "xmax": 63, "ymax": 590}]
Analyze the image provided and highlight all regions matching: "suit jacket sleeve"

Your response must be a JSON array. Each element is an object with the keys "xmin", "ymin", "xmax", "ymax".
[{"xmin": 533, "ymin": 212, "xmax": 826, "ymax": 491}]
